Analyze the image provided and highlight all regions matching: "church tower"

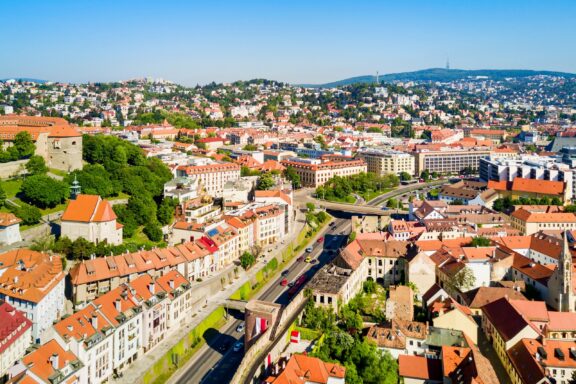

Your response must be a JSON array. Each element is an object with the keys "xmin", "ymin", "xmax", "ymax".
[{"xmin": 547, "ymin": 231, "xmax": 575, "ymax": 312}]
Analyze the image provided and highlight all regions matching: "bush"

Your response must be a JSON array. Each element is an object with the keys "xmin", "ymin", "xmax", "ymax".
[
  {"xmin": 12, "ymin": 203, "xmax": 42, "ymax": 225},
  {"xmin": 25, "ymin": 155, "xmax": 48, "ymax": 175}
]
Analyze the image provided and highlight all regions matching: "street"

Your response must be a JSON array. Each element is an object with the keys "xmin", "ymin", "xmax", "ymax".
[{"xmin": 171, "ymin": 218, "xmax": 351, "ymax": 384}]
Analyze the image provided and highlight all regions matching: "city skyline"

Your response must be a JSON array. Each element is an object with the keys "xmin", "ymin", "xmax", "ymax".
[{"xmin": 2, "ymin": 0, "xmax": 576, "ymax": 85}]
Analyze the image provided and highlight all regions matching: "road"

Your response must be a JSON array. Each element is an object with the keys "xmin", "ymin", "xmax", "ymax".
[{"xmin": 172, "ymin": 218, "xmax": 351, "ymax": 384}]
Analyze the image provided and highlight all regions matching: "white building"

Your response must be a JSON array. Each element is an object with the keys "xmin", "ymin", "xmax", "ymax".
[
  {"xmin": 0, "ymin": 213, "xmax": 22, "ymax": 245},
  {"xmin": 176, "ymin": 163, "xmax": 241, "ymax": 197}
]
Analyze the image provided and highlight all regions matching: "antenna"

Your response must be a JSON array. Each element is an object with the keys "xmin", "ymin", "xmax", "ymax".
[
  {"xmin": 446, "ymin": 58, "xmax": 450, "ymax": 70},
  {"xmin": 376, "ymin": 71, "xmax": 379, "ymax": 84}
]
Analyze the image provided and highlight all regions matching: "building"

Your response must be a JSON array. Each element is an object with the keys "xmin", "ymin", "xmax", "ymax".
[
  {"xmin": 488, "ymin": 177, "xmax": 570, "ymax": 203},
  {"xmin": 0, "ymin": 115, "xmax": 83, "ymax": 171},
  {"xmin": 0, "ymin": 213, "xmax": 21, "ymax": 245},
  {"xmin": 0, "ymin": 250, "xmax": 65, "ymax": 342},
  {"xmin": 176, "ymin": 163, "xmax": 241, "ymax": 197},
  {"xmin": 0, "ymin": 301, "xmax": 32, "ymax": 378},
  {"xmin": 356, "ymin": 149, "xmax": 415, "ymax": 176},
  {"xmin": 280, "ymin": 158, "xmax": 367, "ymax": 187},
  {"xmin": 468, "ymin": 129, "xmax": 508, "ymax": 144},
  {"xmin": 16, "ymin": 339, "xmax": 86, "ymax": 384},
  {"xmin": 60, "ymin": 195, "xmax": 123, "ymax": 245},
  {"xmin": 308, "ymin": 262, "xmax": 367, "ymax": 311},
  {"xmin": 414, "ymin": 148, "xmax": 492, "ymax": 175},
  {"xmin": 510, "ymin": 208, "xmax": 576, "ymax": 235},
  {"xmin": 430, "ymin": 297, "xmax": 478, "ymax": 344},
  {"xmin": 264, "ymin": 354, "xmax": 345, "ymax": 384},
  {"xmin": 547, "ymin": 232, "xmax": 575, "ymax": 312},
  {"xmin": 366, "ymin": 320, "xmax": 427, "ymax": 358}
]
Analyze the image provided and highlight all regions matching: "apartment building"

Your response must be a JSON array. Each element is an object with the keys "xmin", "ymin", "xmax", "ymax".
[
  {"xmin": 176, "ymin": 163, "xmax": 241, "ymax": 197},
  {"xmin": 0, "ymin": 250, "xmax": 65, "ymax": 342},
  {"xmin": 356, "ymin": 149, "xmax": 415, "ymax": 176},
  {"xmin": 0, "ymin": 301, "xmax": 32, "ymax": 378},
  {"xmin": 280, "ymin": 158, "xmax": 367, "ymax": 187},
  {"xmin": 414, "ymin": 148, "xmax": 492, "ymax": 175},
  {"xmin": 468, "ymin": 128, "xmax": 508, "ymax": 144},
  {"xmin": 510, "ymin": 208, "xmax": 576, "ymax": 235}
]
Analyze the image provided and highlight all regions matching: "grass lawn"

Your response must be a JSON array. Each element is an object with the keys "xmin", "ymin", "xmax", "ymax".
[
  {"xmin": 359, "ymin": 188, "xmax": 393, "ymax": 202},
  {"xmin": 108, "ymin": 192, "xmax": 130, "ymax": 201},
  {"xmin": 48, "ymin": 168, "xmax": 69, "ymax": 177},
  {"xmin": 123, "ymin": 226, "xmax": 166, "ymax": 248},
  {"xmin": 323, "ymin": 195, "xmax": 356, "ymax": 204},
  {"xmin": 2, "ymin": 179, "xmax": 23, "ymax": 198}
]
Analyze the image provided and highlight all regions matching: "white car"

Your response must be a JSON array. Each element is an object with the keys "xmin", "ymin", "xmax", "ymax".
[{"xmin": 236, "ymin": 322, "xmax": 245, "ymax": 333}]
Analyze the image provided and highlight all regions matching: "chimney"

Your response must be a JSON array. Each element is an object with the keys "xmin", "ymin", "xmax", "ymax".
[
  {"xmin": 115, "ymin": 299, "xmax": 121, "ymax": 312},
  {"xmin": 90, "ymin": 314, "xmax": 98, "ymax": 329},
  {"xmin": 168, "ymin": 280, "xmax": 174, "ymax": 290},
  {"xmin": 51, "ymin": 353, "xmax": 59, "ymax": 369},
  {"xmin": 149, "ymin": 282, "xmax": 155, "ymax": 295},
  {"xmin": 13, "ymin": 276, "xmax": 18, "ymax": 284}
]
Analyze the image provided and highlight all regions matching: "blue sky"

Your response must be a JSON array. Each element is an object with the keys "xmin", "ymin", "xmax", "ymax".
[{"xmin": 1, "ymin": 0, "xmax": 575, "ymax": 85}]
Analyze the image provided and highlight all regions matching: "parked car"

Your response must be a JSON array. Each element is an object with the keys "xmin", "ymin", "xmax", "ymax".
[
  {"xmin": 281, "ymin": 269, "xmax": 290, "ymax": 276},
  {"xmin": 305, "ymin": 246, "xmax": 313, "ymax": 253},
  {"xmin": 280, "ymin": 278, "xmax": 288, "ymax": 286},
  {"xmin": 310, "ymin": 259, "xmax": 318, "ymax": 264},
  {"xmin": 317, "ymin": 237, "xmax": 324, "ymax": 243},
  {"xmin": 233, "ymin": 341, "xmax": 243, "ymax": 352},
  {"xmin": 297, "ymin": 256, "xmax": 304, "ymax": 262},
  {"xmin": 236, "ymin": 322, "xmax": 245, "ymax": 333},
  {"xmin": 305, "ymin": 256, "xmax": 312, "ymax": 263}
]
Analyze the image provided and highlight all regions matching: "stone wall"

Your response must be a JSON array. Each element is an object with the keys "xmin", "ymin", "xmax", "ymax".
[{"xmin": 0, "ymin": 159, "xmax": 28, "ymax": 179}]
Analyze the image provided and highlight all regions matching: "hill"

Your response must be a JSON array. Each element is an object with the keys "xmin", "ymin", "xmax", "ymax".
[
  {"xmin": 0, "ymin": 78, "xmax": 47, "ymax": 83},
  {"xmin": 300, "ymin": 68, "xmax": 576, "ymax": 88}
]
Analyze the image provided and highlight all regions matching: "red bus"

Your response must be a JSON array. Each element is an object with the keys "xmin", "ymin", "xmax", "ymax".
[{"xmin": 288, "ymin": 275, "xmax": 307, "ymax": 297}]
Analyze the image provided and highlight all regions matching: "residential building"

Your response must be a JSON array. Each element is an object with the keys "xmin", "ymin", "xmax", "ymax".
[
  {"xmin": 0, "ymin": 250, "xmax": 65, "ymax": 342},
  {"xmin": 510, "ymin": 208, "xmax": 576, "ymax": 235},
  {"xmin": 308, "ymin": 262, "xmax": 367, "ymax": 312},
  {"xmin": 356, "ymin": 149, "xmax": 415, "ymax": 176},
  {"xmin": 366, "ymin": 320, "xmax": 427, "ymax": 359},
  {"xmin": 430, "ymin": 297, "xmax": 479, "ymax": 344},
  {"xmin": 468, "ymin": 128, "xmax": 508, "ymax": 144},
  {"xmin": 176, "ymin": 163, "xmax": 241, "ymax": 197},
  {"xmin": 264, "ymin": 354, "xmax": 345, "ymax": 384},
  {"xmin": 280, "ymin": 158, "xmax": 367, "ymax": 187},
  {"xmin": 0, "ymin": 301, "xmax": 32, "ymax": 378},
  {"xmin": 414, "ymin": 147, "xmax": 492, "ymax": 175},
  {"xmin": 488, "ymin": 177, "xmax": 570, "ymax": 203},
  {"xmin": 60, "ymin": 195, "xmax": 123, "ymax": 245}
]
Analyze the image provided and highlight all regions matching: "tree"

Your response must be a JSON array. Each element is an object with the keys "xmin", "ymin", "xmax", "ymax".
[
  {"xmin": 450, "ymin": 198, "xmax": 464, "ymax": 205},
  {"xmin": 471, "ymin": 236, "xmax": 491, "ymax": 247},
  {"xmin": 363, "ymin": 279, "xmax": 376, "ymax": 294},
  {"xmin": 386, "ymin": 198, "xmax": 399, "ymax": 208},
  {"xmin": 20, "ymin": 175, "xmax": 69, "ymax": 208},
  {"xmin": 13, "ymin": 131, "xmax": 36, "ymax": 158},
  {"xmin": 143, "ymin": 221, "xmax": 163, "ymax": 242},
  {"xmin": 240, "ymin": 251, "xmax": 255, "ymax": 270},
  {"xmin": 71, "ymin": 238, "xmax": 96, "ymax": 260},
  {"xmin": 306, "ymin": 202, "xmax": 316, "ymax": 212},
  {"xmin": 448, "ymin": 266, "xmax": 476, "ymax": 292},
  {"xmin": 243, "ymin": 143, "xmax": 257, "ymax": 151},
  {"xmin": 256, "ymin": 173, "xmax": 275, "ymax": 190},
  {"xmin": 283, "ymin": 166, "xmax": 301, "ymax": 189},
  {"xmin": 157, "ymin": 197, "xmax": 177, "ymax": 226},
  {"xmin": 420, "ymin": 169, "xmax": 430, "ymax": 181},
  {"xmin": 25, "ymin": 155, "xmax": 48, "ymax": 175},
  {"xmin": 399, "ymin": 172, "xmax": 412, "ymax": 181},
  {"xmin": 12, "ymin": 203, "xmax": 41, "ymax": 225}
]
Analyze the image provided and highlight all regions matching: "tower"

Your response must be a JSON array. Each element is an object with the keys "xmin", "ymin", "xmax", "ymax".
[
  {"xmin": 547, "ymin": 231, "xmax": 575, "ymax": 311},
  {"xmin": 376, "ymin": 71, "xmax": 379, "ymax": 84},
  {"xmin": 446, "ymin": 58, "xmax": 450, "ymax": 70},
  {"xmin": 70, "ymin": 175, "xmax": 81, "ymax": 200}
]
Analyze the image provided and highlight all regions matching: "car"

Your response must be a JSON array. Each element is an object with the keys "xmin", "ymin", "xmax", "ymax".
[
  {"xmin": 280, "ymin": 278, "xmax": 288, "ymax": 286},
  {"xmin": 236, "ymin": 322, "xmax": 245, "ymax": 333},
  {"xmin": 233, "ymin": 341, "xmax": 243, "ymax": 352},
  {"xmin": 288, "ymin": 281, "xmax": 295, "ymax": 287},
  {"xmin": 218, "ymin": 340, "xmax": 232, "ymax": 352},
  {"xmin": 297, "ymin": 256, "xmax": 304, "ymax": 262},
  {"xmin": 310, "ymin": 259, "xmax": 318, "ymax": 264},
  {"xmin": 281, "ymin": 269, "xmax": 290, "ymax": 276},
  {"xmin": 305, "ymin": 256, "xmax": 311, "ymax": 263},
  {"xmin": 317, "ymin": 237, "xmax": 324, "ymax": 243},
  {"xmin": 305, "ymin": 246, "xmax": 313, "ymax": 253}
]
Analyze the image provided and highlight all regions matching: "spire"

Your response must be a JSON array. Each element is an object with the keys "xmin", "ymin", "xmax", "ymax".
[
  {"xmin": 563, "ymin": 230, "xmax": 571, "ymax": 262},
  {"xmin": 446, "ymin": 58, "xmax": 450, "ymax": 70},
  {"xmin": 70, "ymin": 175, "xmax": 81, "ymax": 200}
]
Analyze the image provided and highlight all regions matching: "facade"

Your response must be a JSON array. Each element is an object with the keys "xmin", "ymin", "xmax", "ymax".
[
  {"xmin": 414, "ymin": 148, "xmax": 492, "ymax": 175},
  {"xmin": 280, "ymin": 158, "xmax": 367, "ymax": 187},
  {"xmin": 176, "ymin": 163, "xmax": 241, "ymax": 197},
  {"xmin": 356, "ymin": 149, "xmax": 415, "ymax": 176},
  {"xmin": 510, "ymin": 209, "xmax": 576, "ymax": 235},
  {"xmin": 0, "ymin": 115, "xmax": 83, "ymax": 171},
  {"xmin": 0, "ymin": 250, "xmax": 65, "ymax": 342},
  {"xmin": 61, "ymin": 195, "xmax": 123, "ymax": 245},
  {"xmin": 547, "ymin": 233, "xmax": 575, "ymax": 312},
  {"xmin": 308, "ymin": 263, "xmax": 367, "ymax": 312},
  {"xmin": 0, "ymin": 301, "xmax": 32, "ymax": 378},
  {"xmin": 0, "ymin": 213, "xmax": 21, "ymax": 245}
]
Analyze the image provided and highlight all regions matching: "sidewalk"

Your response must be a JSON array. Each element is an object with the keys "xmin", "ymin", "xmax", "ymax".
[{"xmin": 113, "ymin": 218, "xmax": 306, "ymax": 384}]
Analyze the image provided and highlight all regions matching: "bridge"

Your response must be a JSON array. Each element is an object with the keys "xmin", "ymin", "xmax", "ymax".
[
  {"xmin": 314, "ymin": 200, "xmax": 407, "ymax": 215},
  {"xmin": 223, "ymin": 299, "xmax": 248, "ymax": 312}
]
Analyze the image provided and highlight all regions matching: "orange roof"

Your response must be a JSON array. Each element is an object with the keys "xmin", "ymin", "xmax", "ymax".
[
  {"xmin": 22, "ymin": 340, "xmax": 79, "ymax": 382},
  {"xmin": 0, "ymin": 212, "xmax": 21, "ymax": 226},
  {"xmin": 511, "ymin": 208, "xmax": 576, "ymax": 223},
  {"xmin": 265, "ymin": 354, "xmax": 345, "ymax": 384},
  {"xmin": 512, "ymin": 178, "xmax": 564, "ymax": 196},
  {"xmin": 255, "ymin": 189, "xmax": 292, "ymax": 206},
  {"xmin": 61, "ymin": 195, "xmax": 117, "ymax": 223},
  {"xmin": 0, "ymin": 249, "xmax": 64, "ymax": 303},
  {"xmin": 398, "ymin": 355, "xmax": 442, "ymax": 380}
]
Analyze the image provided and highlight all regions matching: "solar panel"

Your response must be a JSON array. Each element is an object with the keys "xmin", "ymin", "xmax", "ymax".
[{"xmin": 207, "ymin": 228, "xmax": 219, "ymax": 237}]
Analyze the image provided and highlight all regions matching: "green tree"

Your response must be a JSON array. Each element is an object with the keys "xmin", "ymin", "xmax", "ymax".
[
  {"xmin": 71, "ymin": 237, "xmax": 96, "ymax": 260},
  {"xmin": 420, "ymin": 169, "xmax": 430, "ymax": 181},
  {"xmin": 306, "ymin": 202, "xmax": 316, "ymax": 212},
  {"xmin": 0, "ymin": 183, "xmax": 6, "ymax": 207},
  {"xmin": 447, "ymin": 266, "xmax": 476, "ymax": 292},
  {"xmin": 25, "ymin": 155, "xmax": 48, "ymax": 175},
  {"xmin": 256, "ymin": 173, "xmax": 275, "ymax": 190},
  {"xmin": 243, "ymin": 143, "xmax": 258, "ymax": 151},
  {"xmin": 20, "ymin": 175, "xmax": 69, "ymax": 208},
  {"xmin": 12, "ymin": 203, "xmax": 41, "ymax": 225},
  {"xmin": 399, "ymin": 171, "xmax": 412, "ymax": 181},
  {"xmin": 240, "ymin": 251, "xmax": 255, "ymax": 270},
  {"xmin": 13, "ymin": 131, "xmax": 36, "ymax": 158},
  {"xmin": 157, "ymin": 198, "xmax": 177, "ymax": 225},
  {"xmin": 143, "ymin": 221, "xmax": 163, "ymax": 242},
  {"xmin": 283, "ymin": 166, "xmax": 301, "ymax": 189},
  {"xmin": 471, "ymin": 236, "xmax": 491, "ymax": 247}
]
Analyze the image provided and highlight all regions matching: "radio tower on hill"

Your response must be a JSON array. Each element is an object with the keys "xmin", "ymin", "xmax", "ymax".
[{"xmin": 446, "ymin": 58, "xmax": 450, "ymax": 70}]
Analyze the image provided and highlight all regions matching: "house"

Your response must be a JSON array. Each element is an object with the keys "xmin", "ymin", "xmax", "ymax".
[
  {"xmin": 463, "ymin": 286, "xmax": 526, "ymax": 316},
  {"xmin": 430, "ymin": 297, "xmax": 479, "ymax": 344},
  {"xmin": 0, "ymin": 250, "xmax": 65, "ymax": 342},
  {"xmin": 14, "ymin": 339, "xmax": 86, "ymax": 384},
  {"xmin": 264, "ymin": 354, "xmax": 345, "ymax": 384},
  {"xmin": 60, "ymin": 195, "xmax": 123, "ymax": 245},
  {"xmin": 0, "ymin": 301, "xmax": 32, "ymax": 378},
  {"xmin": 398, "ymin": 355, "xmax": 442, "ymax": 384},
  {"xmin": 366, "ymin": 320, "xmax": 427, "ymax": 358},
  {"xmin": 407, "ymin": 252, "xmax": 436, "ymax": 300},
  {"xmin": 0, "ymin": 213, "xmax": 21, "ymax": 245},
  {"xmin": 308, "ymin": 262, "xmax": 367, "ymax": 311}
]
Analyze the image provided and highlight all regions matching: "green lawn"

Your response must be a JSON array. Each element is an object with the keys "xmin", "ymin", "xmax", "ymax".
[
  {"xmin": 359, "ymin": 188, "xmax": 393, "ymax": 202},
  {"xmin": 48, "ymin": 168, "xmax": 69, "ymax": 177},
  {"xmin": 108, "ymin": 192, "xmax": 130, "ymax": 201},
  {"xmin": 3, "ymin": 179, "xmax": 23, "ymax": 198},
  {"xmin": 123, "ymin": 226, "xmax": 166, "ymax": 248}
]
